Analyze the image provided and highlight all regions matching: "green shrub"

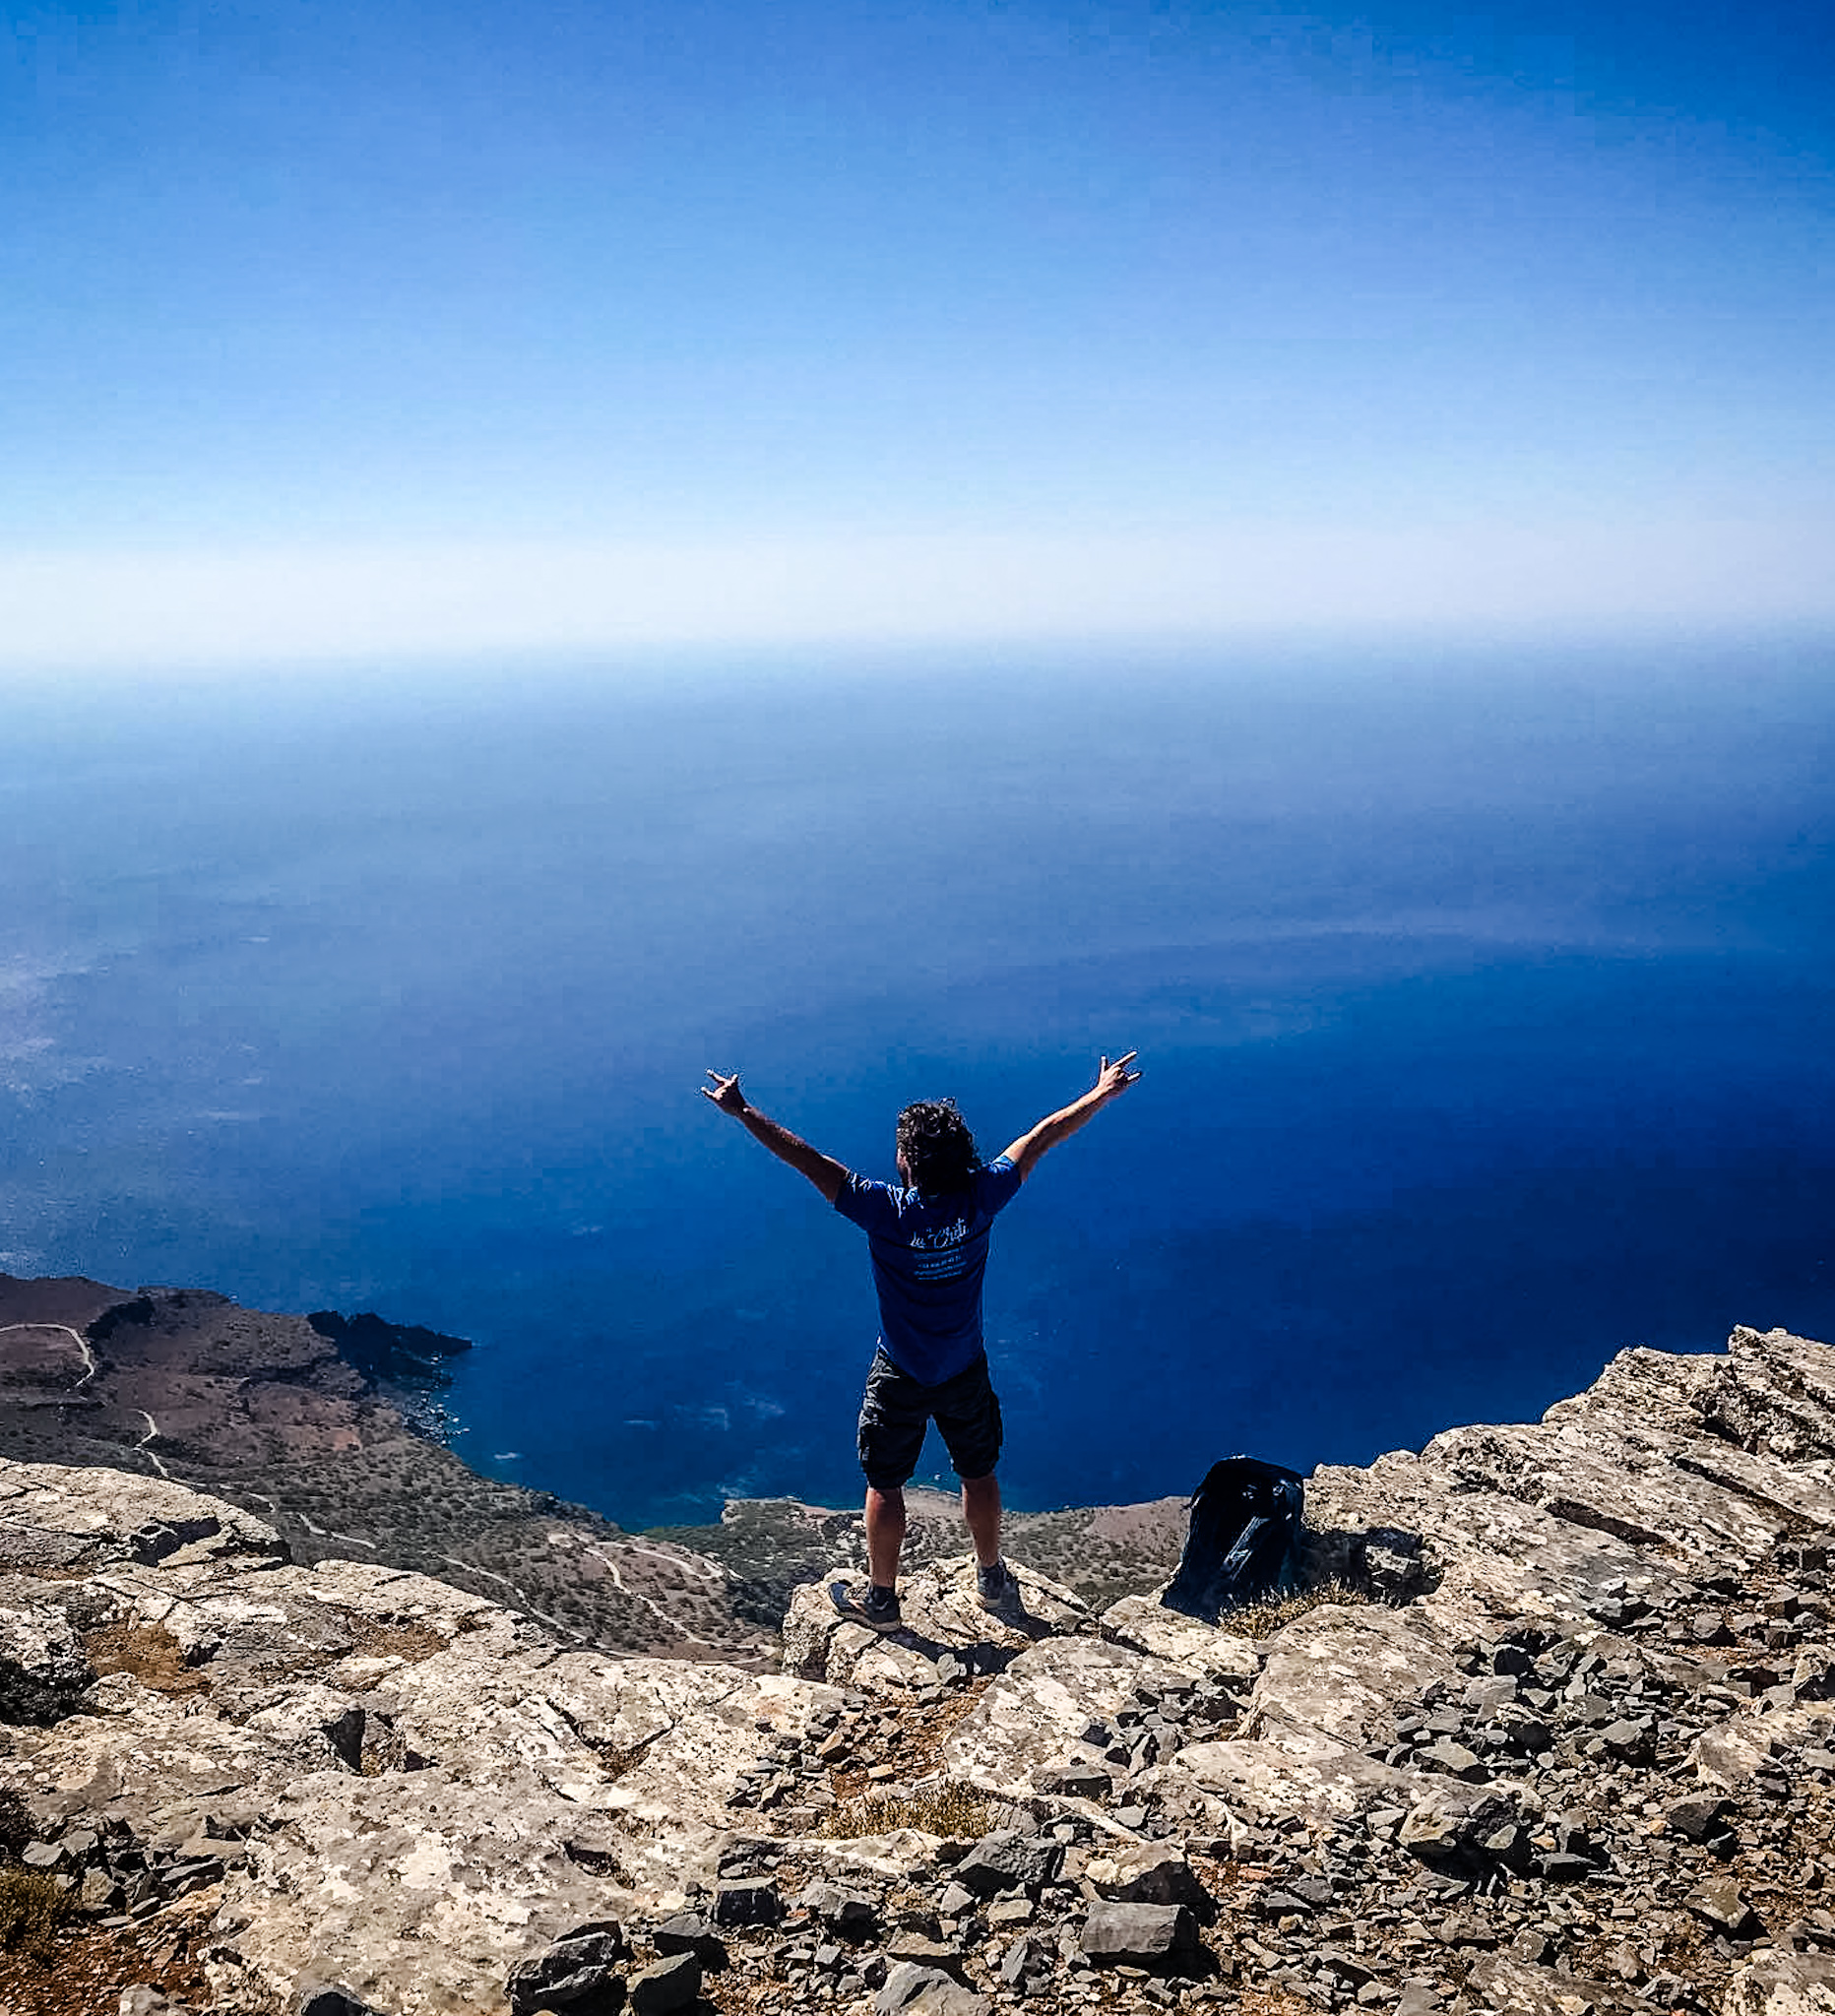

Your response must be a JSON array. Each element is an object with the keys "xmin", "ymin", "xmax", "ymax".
[{"xmin": 0, "ymin": 1867, "xmax": 75, "ymax": 1957}]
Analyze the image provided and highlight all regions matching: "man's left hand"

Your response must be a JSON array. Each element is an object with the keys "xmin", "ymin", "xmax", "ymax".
[{"xmin": 1094, "ymin": 1051, "xmax": 1141, "ymax": 1102}]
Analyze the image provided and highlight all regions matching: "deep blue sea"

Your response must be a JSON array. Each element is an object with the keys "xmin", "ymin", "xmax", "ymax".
[{"xmin": 2, "ymin": 641, "xmax": 1831, "ymax": 1526}]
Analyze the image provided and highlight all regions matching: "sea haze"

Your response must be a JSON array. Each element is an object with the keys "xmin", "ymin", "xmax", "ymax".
[{"xmin": 1, "ymin": 642, "xmax": 1830, "ymax": 1526}]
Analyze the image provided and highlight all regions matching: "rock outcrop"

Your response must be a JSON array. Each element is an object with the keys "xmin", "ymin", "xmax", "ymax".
[
  {"xmin": 0, "ymin": 1458, "xmax": 840, "ymax": 2012},
  {"xmin": 0, "ymin": 1321, "xmax": 1832, "ymax": 2016}
]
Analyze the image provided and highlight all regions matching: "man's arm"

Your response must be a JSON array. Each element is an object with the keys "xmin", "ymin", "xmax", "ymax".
[
  {"xmin": 702, "ymin": 1071, "xmax": 850, "ymax": 1205},
  {"xmin": 1002, "ymin": 1051, "xmax": 1141, "ymax": 1183}
]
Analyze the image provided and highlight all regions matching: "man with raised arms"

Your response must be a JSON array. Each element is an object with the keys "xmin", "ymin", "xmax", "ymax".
[{"xmin": 701, "ymin": 1052, "xmax": 1141, "ymax": 1625}]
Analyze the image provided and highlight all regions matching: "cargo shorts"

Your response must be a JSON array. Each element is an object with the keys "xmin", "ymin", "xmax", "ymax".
[{"xmin": 856, "ymin": 1347, "xmax": 1002, "ymax": 1492}]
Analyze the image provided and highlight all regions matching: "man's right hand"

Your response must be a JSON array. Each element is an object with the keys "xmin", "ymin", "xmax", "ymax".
[{"xmin": 702, "ymin": 1070, "xmax": 748, "ymax": 1115}]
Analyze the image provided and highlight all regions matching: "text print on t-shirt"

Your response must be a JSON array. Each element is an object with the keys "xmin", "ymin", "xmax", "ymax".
[{"xmin": 909, "ymin": 1218, "xmax": 971, "ymax": 1278}]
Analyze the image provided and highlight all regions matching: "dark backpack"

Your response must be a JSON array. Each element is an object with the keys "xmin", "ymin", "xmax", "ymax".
[{"xmin": 1161, "ymin": 1455, "xmax": 1304, "ymax": 1621}]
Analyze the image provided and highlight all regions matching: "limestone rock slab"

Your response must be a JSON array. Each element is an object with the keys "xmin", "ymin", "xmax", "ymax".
[
  {"xmin": 0, "ymin": 1458, "xmax": 284, "ymax": 1562},
  {"xmin": 1690, "ymin": 1703, "xmax": 1831, "ymax": 1793},
  {"xmin": 1724, "ymin": 1950, "xmax": 1835, "ymax": 2016},
  {"xmin": 943, "ymin": 1636, "xmax": 1190, "ymax": 1799},
  {"xmin": 1423, "ymin": 1413, "xmax": 1799, "ymax": 1575},
  {"xmin": 1171, "ymin": 1724, "xmax": 1419, "ymax": 1829},
  {"xmin": 1305, "ymin": 1447, "xmax": 1694, "ymax": 1640},
  {"xmin": 1462, "ymin": 1953, "xmax": 1649, "ymax": 2016},
  {"xmin": 1097, "ymin": 1595, "xmax": 1261, "ymax": 1684},
  {"xmin": 782, "ymin": 1556, "xmax": 1088, "ymax": 1693},
  {"xmin": 1545, "ymin": 1344, "xmax": 1835, "ymax": 1528},
  {"xmin": 223, "ymin": 1768, "xmax": 641, "ymax": 2015},
  {"xmin": 0, "ymin": 1455, "xmax": 851, "ymax": 2013},
  {"xmin": 1242, "ymin": 1602, "xmax": 1454, "ymax": 1751}
]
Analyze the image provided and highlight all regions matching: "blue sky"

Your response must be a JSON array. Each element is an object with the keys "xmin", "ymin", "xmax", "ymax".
[{"xmin": 3, "ymin": 0, "xmax": 1831, "ymax": 660}]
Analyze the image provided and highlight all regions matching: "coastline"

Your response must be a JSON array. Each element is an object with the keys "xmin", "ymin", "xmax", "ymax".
[{"xmin": 0, "ymin": 1272, "xmax": 1191, "ymax": 1658}]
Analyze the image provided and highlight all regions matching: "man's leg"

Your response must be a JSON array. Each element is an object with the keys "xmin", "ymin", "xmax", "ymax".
[
  {"xmin": 865, "ymin": 1484, "xmax": 907, "ymax": 1590},
  {"xmin": 856, "ymin": 1352, "xmax": 925, "ymax": 1601},
  {"xmin": 932, "ymin": 1355, "xmax": 1012, "ymax": 1600},
  {"xmin": 961, "ymin": 1472, "xmax": 1001, "ymax": 1568}
]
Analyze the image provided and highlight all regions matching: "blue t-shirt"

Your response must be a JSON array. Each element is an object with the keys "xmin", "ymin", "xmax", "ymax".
[{"xmin": 833, "ymin": 1156, "xmax": 1025, "ymax": 1385}]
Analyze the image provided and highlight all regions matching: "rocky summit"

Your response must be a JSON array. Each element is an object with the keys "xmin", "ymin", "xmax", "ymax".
[{"xmin": 0, "ymin": 1322, "xmax": 1834, "ymax": 2016}]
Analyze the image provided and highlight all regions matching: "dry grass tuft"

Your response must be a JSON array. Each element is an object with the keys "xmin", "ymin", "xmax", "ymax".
[
  {"xmin": 590, "ymin": 1739, "xmax": 659, "ymax": 1781},
  {"xmin": 0, "ymin": 1869, "xmax": 75, "ymax": 1958},
  {"xmin": 1224, "ymin": 1578, "xmax": 1377, "ymax": 1640},
  {"xmin": 818, "ymin": 1780, "xmax": 992, "ymax": 1840},
  {"xmin": 343, "ymin": 1614, "xmax": 449, "ymax": 1666},
  {"xmin": 1234, "ymin": 1990, "xmax": 1326, "ymax": 2016},
  {"xmin": 80, "ymin": 1620, "xmax": 209, "ymax": 1695}
]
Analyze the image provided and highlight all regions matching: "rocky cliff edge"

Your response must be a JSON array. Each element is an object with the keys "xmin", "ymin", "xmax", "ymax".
[{"xmin": 2, "ymin": 1325, "xmax": 1835, "ymax": 2016}]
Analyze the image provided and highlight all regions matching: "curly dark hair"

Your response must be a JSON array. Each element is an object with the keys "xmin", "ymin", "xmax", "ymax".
[{"xmin": 896, "ymin": 1098, "xmax": 979, "ymax": 1196}]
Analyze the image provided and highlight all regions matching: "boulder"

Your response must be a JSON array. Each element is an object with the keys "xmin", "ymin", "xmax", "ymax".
[
  {"xmin": 505, "ymin": 1923, "xmax": 628, "ymax": 2014},
  {"xmin": 627, "ymin": 1953, "xmax": 701, "ymax": 2015},
  {"xmin": 796, "ymin": 1882, "xmax": 878, "ymax": 1935},
  {"xmin": 997, "ymin": 1935, "xmax": 1045, "ymax": 1986},
  {"xmin": 1084, "ymin": 1843, "xmax": 1208, "ymax": 1908},
  {"xmin": 1688, "ymin": 1875, "xmax": 1759, "ymax": 1937},
  {"xmin": 1398, "ymin": 1784, "xmax": 1528, "ymax": 1862},
  {"xmin": 1417, "ymin": 1736, "xmax": 1487, "ymax": 1780},
  {"xmin": 712, "ymin": 1878, "xmax": 783, "ymax": 1926},
  {"xmin": 649, "ymin": 1914, "xmax": 728, "ymax": 1967},
  {"xmin": 1040, "ymin": 1759, "xmax": 1112, "ymax": 1797},
  {"xmin": 952, "ymin": 1830, "xmax": 1063, "ymax": 1896},
  {"xmin": 0, "ymin": 1604, "xmax": 95, "ymax": 1724},
  {"xmin": 1079, "ymin": 1900, "xmax": 1199, "ymax": 1969},
  {"xmin": 886, "ymin": 1929, "xmax": 967, "ymax": 1973},
  {"xmin": 871, "ymin": 1961, "xmax": 990, "ymax": 2015},
  {"xmin": 1668, "ymin": 1793, "xmax": 1730, "ymax": 1843}
]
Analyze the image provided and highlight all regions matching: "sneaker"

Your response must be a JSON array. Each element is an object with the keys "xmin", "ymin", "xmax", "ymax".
[
  {"xmin": 977, "ymin": 1558, "xmax": 1022, "ymax": 1612},
  {"xmin": 830, "ymin": 1580, "xmax": 902, "ymax": 1630}
]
